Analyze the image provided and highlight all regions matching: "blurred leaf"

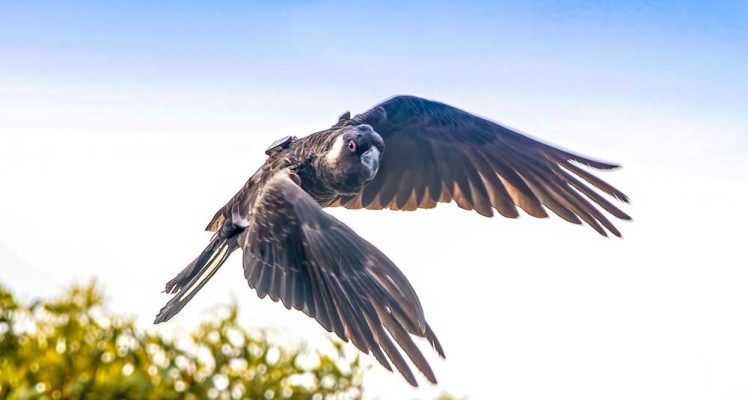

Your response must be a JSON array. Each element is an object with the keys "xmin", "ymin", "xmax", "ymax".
[{"xmin": 0, "ymin": 281, "xmax": 362, "ymax": 399}]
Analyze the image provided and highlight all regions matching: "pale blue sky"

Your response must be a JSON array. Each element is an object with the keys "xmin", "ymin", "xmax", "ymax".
[
  {"xmin": 1, "ymin": 2, "xmax": 747, "ymax": 399},
  {"xmin": 1, "ymin": 1, "xmax": 746, "ymax": 133}
]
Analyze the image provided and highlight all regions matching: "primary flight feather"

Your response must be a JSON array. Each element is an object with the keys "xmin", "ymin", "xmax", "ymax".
[{"xmin": 154, "ymin": 95, "xmax": 630, "ymax": 386}]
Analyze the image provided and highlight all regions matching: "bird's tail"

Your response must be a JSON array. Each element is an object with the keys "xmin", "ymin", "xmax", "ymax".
[{"xmin": 154, "ymin": 235, "xmax": 237, "ymax": 323}]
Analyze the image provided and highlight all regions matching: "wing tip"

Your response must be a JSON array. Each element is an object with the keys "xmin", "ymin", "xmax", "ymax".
[
  {"xmin": 569, "ymin": 156, "xmax": 621, "ymax": 171},
  {"xmin": 425, "ymin": 323, "xmax": 445, "ymax": 358},
  {"xmin": 402, "ymin": 370, "xmax": 419, "ymax": 387}
]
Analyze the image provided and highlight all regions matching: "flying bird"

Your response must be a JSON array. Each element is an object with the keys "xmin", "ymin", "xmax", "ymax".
[{"xmin": 154, "ymin": 95, "xmax": 630, "ymax": 386}]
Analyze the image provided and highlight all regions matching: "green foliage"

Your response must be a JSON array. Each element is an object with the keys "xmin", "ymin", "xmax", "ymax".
[{"xmin": 0, "ymin": 281, "xmax": 362, "ymax": 399}]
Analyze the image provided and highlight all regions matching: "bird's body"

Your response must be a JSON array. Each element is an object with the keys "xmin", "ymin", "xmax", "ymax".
[{"xmin": 154, "ymin": 95, "xmax": 631, "ymax": 386}]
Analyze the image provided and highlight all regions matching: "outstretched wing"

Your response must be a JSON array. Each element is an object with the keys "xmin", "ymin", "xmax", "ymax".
[
  {"xmin": 239, "ymin": 170, "xmax": 444, "ymax": 386},
  {"xmin": 334, "ymin": 95, "xmax": 630, "ymax": 237}
]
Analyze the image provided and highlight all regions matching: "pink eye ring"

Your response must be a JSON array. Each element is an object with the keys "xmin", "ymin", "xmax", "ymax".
[{"xmin": 347, "ymin": 140, "xmax": 357, "ymax": 152}]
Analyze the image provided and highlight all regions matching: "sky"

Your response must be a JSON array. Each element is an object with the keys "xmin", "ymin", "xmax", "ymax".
[{"xmin": 1, "ymin": 1, "xmax": 747, "ymax": 399}]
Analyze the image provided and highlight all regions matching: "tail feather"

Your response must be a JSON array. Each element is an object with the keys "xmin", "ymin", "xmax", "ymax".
[{"xmin": 154, "ymin": 237, "xmax": 236, "ymax": 324}]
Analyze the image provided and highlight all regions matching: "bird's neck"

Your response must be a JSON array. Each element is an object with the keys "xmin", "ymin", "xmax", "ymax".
[{"xmin": 294, "ymin": 155, "xmax": 339, "ymax": 206}]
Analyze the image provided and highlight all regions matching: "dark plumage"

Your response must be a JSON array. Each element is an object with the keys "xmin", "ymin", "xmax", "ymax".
[{"xmin": 154, "ymin": 95, "xmax": 630, "ymax": 386}]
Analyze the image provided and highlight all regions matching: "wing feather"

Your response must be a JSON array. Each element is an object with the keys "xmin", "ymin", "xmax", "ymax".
[
  {"xmin": 334, "ymin": 95, "xmax": 630, "ymax": 236},
  {"xmin": 239, "ymin": 171, "xmax": 441, "ymax": 386}
]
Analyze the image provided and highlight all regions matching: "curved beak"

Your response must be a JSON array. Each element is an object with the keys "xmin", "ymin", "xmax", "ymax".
[{"xmin": 361, "ymin": 147, "xmax": 380, "ymax": 179}]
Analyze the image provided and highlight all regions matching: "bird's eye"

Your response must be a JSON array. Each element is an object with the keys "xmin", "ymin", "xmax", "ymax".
[{"xmin": 347, "ymin": 140, "xmax": 357, "ymax": 152}]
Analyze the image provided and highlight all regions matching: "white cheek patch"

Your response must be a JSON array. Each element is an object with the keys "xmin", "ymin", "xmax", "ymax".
[{"xmin": 325, "ymin": 136, "xmax": 346, "ymax": 166}]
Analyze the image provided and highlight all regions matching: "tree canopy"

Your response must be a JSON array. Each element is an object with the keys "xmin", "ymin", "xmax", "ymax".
[{"xmin": 0, "ymin": 281, "xmax": 362, "ymax": 399}]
